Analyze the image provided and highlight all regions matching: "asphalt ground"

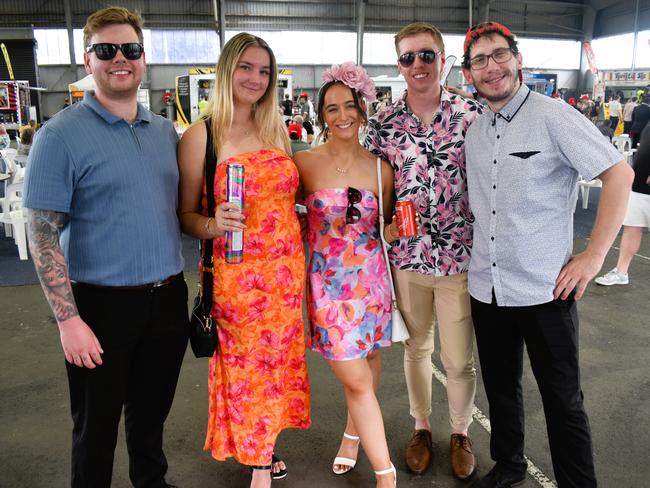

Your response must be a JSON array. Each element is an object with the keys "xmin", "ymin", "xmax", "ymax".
[{"xmin": 1, "ymin": 189, "xmax": 649, "ymax": 487}]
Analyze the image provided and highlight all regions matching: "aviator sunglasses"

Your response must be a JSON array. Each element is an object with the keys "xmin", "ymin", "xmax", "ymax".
[
  {"xmin": 86, "ymin": 43, "xmax": 144, "ymax": 61},
  {"xmin": 346, "ymin": 187, "xmax": 362, "ymax": 224},
  {"xmin": 398, "ymin": 50, "xmax": 440, "ymax": 67}
]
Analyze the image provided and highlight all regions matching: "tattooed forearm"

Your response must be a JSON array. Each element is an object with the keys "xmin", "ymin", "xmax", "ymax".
[{"xmin": 26, "ymin": 209, "xmax": 79, "ymax": 323}]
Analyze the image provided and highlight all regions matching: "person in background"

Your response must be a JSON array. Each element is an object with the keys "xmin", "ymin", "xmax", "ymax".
[
  {"xmin": 623, "ymin": 96, "xmax": 638, "ymax": 134},
  {"xmin": 281, "ymin": 93, "xmax": 293, "ymax": 123},
  {"xmin": 365, "ymin": 21, "xmax": 482, "ymax": 481},
  {"xmin": 177, "ymin": 32, "xmax": 310, "ymax": 488},
  {"xmin": 18, "ymin": 126, "xmax": 34, "ymax": 156},
  {"xmin": 294, "ymin": 61, "xmax": 396, "ymax": 487},
  {"xmin": 462, "ymin": 20, "xmax": 633, "ymax": 488},
  {"xmin": 289, "ymin": 128, "xmax": 310, "ymax": 154},
  {"xmin": 596, "ymin": 123, "xmax": 650, "ymax": 286},
  {"xmin": 198, "ymin": 95, "xmax": 209, "ymax": 115},
  {"xmin": 18, "ymin": 119, "xmax": 37, "ymax": 138},
  {"xmin": 629, "ymin": 95, "xmax": 650, "ymax": 148},
  {"xmin": 23, "ymin": 7, "xmax": 188, "ymax": 487},
  {"xmin": 608, "ymin": 95, "xmax": 622, "ymax": 131},
  {"xmin": 299, "ymin": 92, "xmax": 315, "ymax": 124},
  {"xmin": 0, "ymin": 124, "xmax": 9, "ymax": 150}
]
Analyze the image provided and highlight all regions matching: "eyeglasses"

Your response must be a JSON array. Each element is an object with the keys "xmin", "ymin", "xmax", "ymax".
[
  {"xmin": 469, "ymin": 47, "xmax": 514, "ymax": 70},
  {"xmin": 346, "ymin": 187, "xmax": 362, "ymax": 224},
  {"xmin": 398, "ymin": 50, "xmax": 440, "ymax": 68},
  {"xmin": 86, "ymin": 43, "xmax": 144, "ymax": 61}
]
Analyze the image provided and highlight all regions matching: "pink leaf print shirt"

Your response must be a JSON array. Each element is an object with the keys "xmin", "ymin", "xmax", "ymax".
[{"xmin": 365, "ymin": 87, "xmax": 483, "ymax": 276}]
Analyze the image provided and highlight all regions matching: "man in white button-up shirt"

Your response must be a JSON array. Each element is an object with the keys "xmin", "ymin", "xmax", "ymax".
[{"xmin": 461, "ymin": 21, "xmax": 633, "ymax": 488}]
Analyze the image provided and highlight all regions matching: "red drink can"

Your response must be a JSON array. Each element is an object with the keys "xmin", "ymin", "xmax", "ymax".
[{"xmin": 395, "ymin": 200, "xmax": 417, "ymax": 237}]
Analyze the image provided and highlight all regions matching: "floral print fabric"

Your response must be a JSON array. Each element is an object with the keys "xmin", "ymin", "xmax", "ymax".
[
  {"xmin": 364, "ymin": 88, "xmax": 483, "ymax": 276},
  {"xmin": 306, "ymin": 188, "xmax": 392, "ymax": 360},
  {"xmin": 204, "ymin": 149, "xmax": 311, "ymax": 466}
]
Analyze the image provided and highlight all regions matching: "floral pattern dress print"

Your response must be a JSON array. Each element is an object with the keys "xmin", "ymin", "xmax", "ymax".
[
  {"xmin": 204, "ymin": 149, "xmax": 311, "ymax": 466},
  {"xmin": 306, "ymin": 188, "xmax": 392, "ymax": 360}
]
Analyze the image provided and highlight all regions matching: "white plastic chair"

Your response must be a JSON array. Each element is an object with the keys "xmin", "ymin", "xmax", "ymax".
[
  {"xmin": 0, "ymin": 183, "xmax": 28, "ymax": 260},
  {"xmin": 577, "ymin": 177, "xmax": 602, "ymax": 210},
  {"xmin": 612, "ymin": 135, "xmax": 631, "ymax": 154}
]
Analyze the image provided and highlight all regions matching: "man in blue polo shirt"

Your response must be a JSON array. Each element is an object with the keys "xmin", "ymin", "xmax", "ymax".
[
  {"xmin": 461, "ymin": 22, "xmax": 633, "ymax": 488},
  {"xmin": 23, "ymin": 7, "xmax": 187, "ymax": 488}
]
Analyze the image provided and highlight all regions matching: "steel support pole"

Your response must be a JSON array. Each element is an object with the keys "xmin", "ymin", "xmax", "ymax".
[{"xmin": 356, "ymin": 0, "xmax": 366, "ymax": 65}]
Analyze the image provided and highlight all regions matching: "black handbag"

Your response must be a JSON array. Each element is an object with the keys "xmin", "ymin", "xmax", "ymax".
[{"xmin": 189, "ymin": 120, "xmax": 219, "ymax": 358}]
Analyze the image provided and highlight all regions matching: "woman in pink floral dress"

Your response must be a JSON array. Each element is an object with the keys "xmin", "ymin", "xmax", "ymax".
[{"xmin": 294, "ymin": 63, "xmax": 398, "ymax": 487}]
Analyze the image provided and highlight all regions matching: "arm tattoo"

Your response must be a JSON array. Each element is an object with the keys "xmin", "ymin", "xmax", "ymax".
[{"xmin": 26, "ymin": 209, "xmax": 79, "ymax": 323}]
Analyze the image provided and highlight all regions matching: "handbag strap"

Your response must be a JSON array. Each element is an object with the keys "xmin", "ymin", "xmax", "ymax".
[
  {"xmin": 201, "ymin": 119, "xmax": 217, "ymax": 300},
  {"xmin": 376, "ymin": 158, "xmax": 398, "ymax": 303}
]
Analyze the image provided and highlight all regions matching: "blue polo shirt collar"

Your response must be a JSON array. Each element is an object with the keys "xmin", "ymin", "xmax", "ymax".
[{"xmin": 83, "ymin": 92, "xmax": 151, "ymax": 125}]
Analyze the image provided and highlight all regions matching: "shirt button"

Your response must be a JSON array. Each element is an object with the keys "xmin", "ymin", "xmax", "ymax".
[
  {"xmin": 491, "ymin": 236, "xmax": 495, "ymax": 241},
  {"xmin": 493, "ymin": 159, "xmax": 497, "ymax": 164},
  {"xmin": 492, "ymin": 210, "xmax": 496, "ymax": 215},
  {"xmin": 496, "ymin": 135, "xmax": 500, "ymax": 139},
  {"xmin": 493, "ymin": 185, "xmax": 496, "ymax": 189},
  {"xmin": 492, "ymin": 263, "xmax": 496, "ymax": 267}
]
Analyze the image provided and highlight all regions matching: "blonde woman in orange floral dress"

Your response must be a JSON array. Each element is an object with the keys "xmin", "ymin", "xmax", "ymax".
[{"xmin": 178, "ymin": 33, "xmax": 310, "ymax": 488}]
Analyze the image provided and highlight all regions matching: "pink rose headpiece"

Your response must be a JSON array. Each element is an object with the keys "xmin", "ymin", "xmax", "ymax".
[{"xmin": 322, "ymin": 62, "xmax": 377, "ymax": 103}]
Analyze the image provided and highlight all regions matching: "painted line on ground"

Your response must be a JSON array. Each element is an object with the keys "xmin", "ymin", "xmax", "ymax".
[
  {"xmin": 431, "ymin": 362, "xmax": 557, "ymax": 487},
  {"xmin": 583, "ymin": 237, "xmax": 650, "ymax": 261},
  {"xmin": 609, "ymin": 245, "xmax": 650, "ymax": 261}
]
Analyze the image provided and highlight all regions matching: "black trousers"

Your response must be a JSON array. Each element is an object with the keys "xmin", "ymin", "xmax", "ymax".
[
  {"xmin": 67, "ymin": 276, "xmax": 189, "ymax": 488},
  {"xmin": 609, "ymin": 116, "xmax": 619, "ymax": 130},
  {"xmin": 471, "ymin": 294, "xmax": 597, "ymax": 487}
]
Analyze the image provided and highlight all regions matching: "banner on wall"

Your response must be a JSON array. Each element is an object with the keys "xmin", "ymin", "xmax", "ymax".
[{"xmin": 583, "ymin": 41, "xmax": 598, "ymax": 74}]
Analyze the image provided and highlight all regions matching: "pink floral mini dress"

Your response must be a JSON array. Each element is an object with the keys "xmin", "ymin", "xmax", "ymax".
[{"xmin": 305, "ymin": 187, "xmax": 392, "ymax": 361}]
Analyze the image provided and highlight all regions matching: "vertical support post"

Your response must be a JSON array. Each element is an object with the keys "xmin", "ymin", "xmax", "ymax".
[
  {"xmin": 632, "ymin": 0, "xmax": 640, "ymax": 69},
  {"xmin": 356, "ymin": 0, "xmax": 366, "ymax": 65},
  {"xmin": 214, "ymin": 0, "xmax": 226, "ymax": 49},
  {"xmin": 63, "ymin": 0, "xmax": 76, "ymax": 73},
  {"xmin": 469, "ymin": 0, "xmax": 473, "ymax": 28}
]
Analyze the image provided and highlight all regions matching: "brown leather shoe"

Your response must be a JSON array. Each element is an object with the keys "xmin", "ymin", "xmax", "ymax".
[
  {"xmin": 450, "ymin": 433, "xmax": 477, "ymax": 480},
  {"xmin": 405, "ymin": 429, "xmax": 432, "ymax": 474}
]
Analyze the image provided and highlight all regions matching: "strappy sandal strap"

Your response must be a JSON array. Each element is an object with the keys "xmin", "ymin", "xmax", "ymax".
[
  {"xmin": 374, "ymin": 463, "xmax": 396, "ymax": 486},
  {"xmin": 271, "ymin": 454, "xmax": 288, "ymax": 480},
  {"xmin": 343, "ymin": 432, "xmax": 360, "ymax": 441}
]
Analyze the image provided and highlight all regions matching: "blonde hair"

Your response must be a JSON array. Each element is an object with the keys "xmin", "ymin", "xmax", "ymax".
[
  {"xmin": 199, "ymin": 33, "xmax": 289, "ymax": 154},
  {"xmin": 83, "ymin": 7, "xmax": 144, "ymax": 48},
  {"xmin": 394, "ymin": 22, "xmax": 445, "ymax": 55}
]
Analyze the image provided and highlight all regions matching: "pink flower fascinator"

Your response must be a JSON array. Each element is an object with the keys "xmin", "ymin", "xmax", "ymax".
[{"xmin": 321, "ymin": 62, "xmax": 377, "ymax": 103}]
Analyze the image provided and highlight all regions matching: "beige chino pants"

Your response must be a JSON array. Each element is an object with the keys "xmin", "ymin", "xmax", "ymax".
[{"xmin": 392, "ymin": 268, "xmax": 476, "ymax": 434}]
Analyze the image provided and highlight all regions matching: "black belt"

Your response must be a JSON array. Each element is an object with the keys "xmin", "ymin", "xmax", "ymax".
[{"xmin": 71, "ymin": 272, "xmax": 182, "ymax": 290}]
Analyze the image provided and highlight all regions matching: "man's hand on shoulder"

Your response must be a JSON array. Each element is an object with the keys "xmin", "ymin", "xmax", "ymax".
[
  {"xmin": 554, "ymin": 250, "xmax": 605, "ymax": 301},
  {"xmin": 58, "ymin": 315, "xmax": 104, "ymax": 369}
]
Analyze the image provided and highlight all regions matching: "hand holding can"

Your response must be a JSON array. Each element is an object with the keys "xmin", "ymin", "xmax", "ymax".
[
  {"xmin": 395, "ymin": 199, "xmax": 418, "ymax": 237},
  {"xmin": 225, "ymin": 164, "xmax": 245, "ymax": 264}
]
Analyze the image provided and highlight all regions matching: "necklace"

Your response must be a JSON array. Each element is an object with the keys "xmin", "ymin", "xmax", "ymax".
[{"xmin": 336, "ymin": 165, "xmax": 350, "ymax": 174}]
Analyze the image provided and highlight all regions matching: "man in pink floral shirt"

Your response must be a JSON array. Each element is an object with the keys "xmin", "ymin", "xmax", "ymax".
[{"xmin": 365, "ymin": 22, "xmax": 483, "ymax": 481}]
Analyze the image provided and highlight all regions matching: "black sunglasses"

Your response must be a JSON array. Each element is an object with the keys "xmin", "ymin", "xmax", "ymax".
[
  {"xmin": 398, "ymin": 50, "xmax": 440, "ymax": 67},
  {"xmin": 86, "ymin": 43, "xmax": 144, "ymax": 61},
  {"xmin": 346, "ymin": 187, "xmax": 362, "ymax": 224}
]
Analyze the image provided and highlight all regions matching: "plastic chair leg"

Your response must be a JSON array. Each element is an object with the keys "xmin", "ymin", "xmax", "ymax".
[{"xmin": 13, "ymin": 219, "xmax": 28, "ymax": 260}]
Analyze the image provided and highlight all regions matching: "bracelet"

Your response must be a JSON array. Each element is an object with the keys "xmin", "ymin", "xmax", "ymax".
[{"xmin": 204, "ymin": 217, "xmax": 214, "ymax": 234}]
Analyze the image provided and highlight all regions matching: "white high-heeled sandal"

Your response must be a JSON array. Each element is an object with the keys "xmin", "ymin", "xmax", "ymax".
[
  {"xmin": 374, "ymin": 463, "xmax": 396, "ymax": 486},
  {"xmin": 332, "ymin": 432, "xmax": 360, "ymax": 475}
]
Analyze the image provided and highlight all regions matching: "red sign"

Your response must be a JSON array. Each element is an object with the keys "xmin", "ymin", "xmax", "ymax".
[{"xmin": 583, "ymin": 41, "xmax": 598, "ymax": 74}]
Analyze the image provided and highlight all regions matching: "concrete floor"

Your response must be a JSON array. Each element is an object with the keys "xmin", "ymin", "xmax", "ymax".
[{"xmin": 1, "ymin": 234, "xmax": 649, "ymax": 488}]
